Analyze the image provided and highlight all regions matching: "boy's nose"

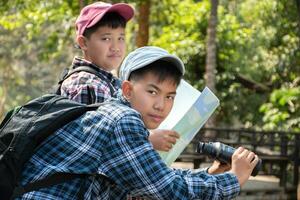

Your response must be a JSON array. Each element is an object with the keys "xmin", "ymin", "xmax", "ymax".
[
  {"xmin": 153, "ymin": 98, "xmax": 164, "ymax": 111},
  {"xmin": 110, "ymin": 46, "xmax": 120, "ymax": 52},
  {"xmin": 110, "ymin": 40, "xmax": 120, "ymax": 52}
]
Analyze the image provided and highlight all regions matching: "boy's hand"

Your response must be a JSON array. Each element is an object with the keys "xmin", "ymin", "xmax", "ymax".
[
  {"xmin": 149, "ymin": 129, "xmax": 180, "ymax": 151},
  {"xmin": 207, "ymin": 160, "xmax": 231, "ymax": 175},
  {"xmin": 229, "ymin": 147, "xmax": 259, "ymax": 187}
]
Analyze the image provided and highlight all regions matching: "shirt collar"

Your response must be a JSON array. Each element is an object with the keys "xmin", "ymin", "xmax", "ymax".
[
  {"xmin": 72, "ymin": 56, "xmax": 115, "ymax": 81},
  {"xmin": 116, "ymin": 90, "xmax": 131, "ymax": 108}
]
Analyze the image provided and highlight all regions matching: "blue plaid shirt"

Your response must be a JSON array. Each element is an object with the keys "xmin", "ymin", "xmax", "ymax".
[
  {"xmin": 60, "ymin": 57, "xmax": 121, "ymax": 104},
  {"xmin": 17, "ymin": 93, "xmax": 240, "ymax": 200}
]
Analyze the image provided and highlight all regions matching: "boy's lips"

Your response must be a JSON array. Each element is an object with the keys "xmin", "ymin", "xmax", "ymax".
[
  {"xmin": 108, "ymin": 54, "xmax": 121, "ymax": 58},
  {"xmin": 148, "ymin": 114, "xmax": 164, "ymax": 123}
]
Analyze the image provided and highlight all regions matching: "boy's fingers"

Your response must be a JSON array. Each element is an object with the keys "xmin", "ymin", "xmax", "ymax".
[
  {"xmin": 251, "ymin": 155, "xmax": 259, "ymax": 166},
  {"xmin": 164, "ymin": 131, "xmax": 179, "ymax": 144},
  {"xmin": 169, "ymin": 131, "xmax": 180, "ymax": 138},
  {"xmin": 166, "ymin": 143, "xmax": 172, "ymax": 150},
  {"xmin": 239, "ymin": 148, "xmax": 250, "ymax": 158},
  {"xmin": 168, "ymin": 137, "xmax": 177, "ymax": 144},
  {"xmin": 234, "ymin": 146, "xmax": 244, "ymax": 155},
  {"xmin": 247, "ymin": 152, "xmax": 255, "ymax": 161},
  {"xmin": 161, "ymin": 144, "xmax": 171, "ymax": 152}
]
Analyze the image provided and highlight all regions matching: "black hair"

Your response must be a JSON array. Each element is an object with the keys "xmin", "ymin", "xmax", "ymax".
[
  {"xmin": 128, "ymin": 60, "xmax": 183, "ymax": 86},
  {"xmin": 83, "ymin": 12, "xmax": 127, "ymax": 38}
]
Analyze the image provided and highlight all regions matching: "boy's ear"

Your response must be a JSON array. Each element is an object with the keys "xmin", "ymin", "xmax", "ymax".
[
  {"xmin": 76, "ymin": 36, "xmax": 88, "ymax": 50},
  {"xmin": 122, "ymin": 80, "xmax": 133, "ymax": 100}
]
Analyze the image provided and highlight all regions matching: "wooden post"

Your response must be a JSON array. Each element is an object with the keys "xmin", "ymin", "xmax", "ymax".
[
  {"xmin": 280, "ymin": 134, "xmax": 288, "ymax": 188},
  {"xmin": 294, "ymin": 134, "xmax": 300, "ymax": 199}
]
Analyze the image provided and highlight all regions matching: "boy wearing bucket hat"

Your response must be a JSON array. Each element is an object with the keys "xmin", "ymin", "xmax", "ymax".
[
  {"xmin": 59, "ymin": 2, "xmax": 179, "ymax": 152},
  {"xmin": 18, "ymin": 46, "xmax": 258, "ymax": 199}
]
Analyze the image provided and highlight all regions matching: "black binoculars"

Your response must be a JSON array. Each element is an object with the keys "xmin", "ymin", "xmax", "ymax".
[{"xmin": 196, "ymin": 142, "xmax": 262, "ymax": 176}]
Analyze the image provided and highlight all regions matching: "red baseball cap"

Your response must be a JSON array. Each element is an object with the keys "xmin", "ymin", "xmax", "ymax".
[{"xmin": 75, "ymin": 2, "xmax": 134, "ymax": 36}]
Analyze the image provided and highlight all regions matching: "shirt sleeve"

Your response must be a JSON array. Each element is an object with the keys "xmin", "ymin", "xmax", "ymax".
[
  {"xmin": 60, "ymin": 72, "xmax": 111, "ymax": 104},
  {"xmin": 101, "ymin": 113, "xmax": 240, "ymax": 200}
]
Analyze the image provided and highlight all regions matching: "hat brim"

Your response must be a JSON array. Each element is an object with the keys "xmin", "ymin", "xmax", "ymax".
[
  {"xmin": 86, "ymin": 3, "xmax": 134, "ymax": 29},
  {"xmin": 151, "ymin": 55, "xmax": 185, "ymax": 75}
]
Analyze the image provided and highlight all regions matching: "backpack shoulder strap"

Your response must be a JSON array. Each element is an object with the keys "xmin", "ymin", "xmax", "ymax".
[
  {"xmin": 54, "ymin": 67, "xmax": 71, "ymax": 95},
  {"xmin": 12, "ymin": 172, "xmax": 112, "ymax": 199},
  {"xmin": 0, "ymin": 106, "xmax": 21, "ymax": 131},
  {"xmin": 12, "ymin": 173, "xmax": 86, "ymax": 198},
  {"xmin": 55, "ymin": 66, "xmax": 117, "ymax": 98}
]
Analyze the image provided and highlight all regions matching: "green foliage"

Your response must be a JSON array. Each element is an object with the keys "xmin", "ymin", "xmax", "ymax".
[
  {"xmin": 150, "ymin": 0, "xmax": 300, "ymax": 131},
  {"xmin": 151, "ymin": 0, "xmax": 209, "ymax": 87},
  {"xmin": 0, "ymin": 0, "xmax": 299, "ymax": 132},
  {"xmin": 260, "ymin": 87, "xmax": 300, "ymax": 131},
  {"xmin": 0, "ymin": 0, "xmax": 80, "ymax": 118}
]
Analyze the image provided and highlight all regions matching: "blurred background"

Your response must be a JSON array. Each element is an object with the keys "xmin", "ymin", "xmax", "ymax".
[
  {"xmin": 1, "ymin": 0, "xmax": 300, "ymax": 198},
  {"xmin": 0, "ymin": 0, "xmax": 299, "ymax": 132}
]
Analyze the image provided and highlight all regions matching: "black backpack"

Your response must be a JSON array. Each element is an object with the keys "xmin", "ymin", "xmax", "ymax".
[{"xmin": 0, "ymin": 94, "xmax": 104, "ymax": 199}]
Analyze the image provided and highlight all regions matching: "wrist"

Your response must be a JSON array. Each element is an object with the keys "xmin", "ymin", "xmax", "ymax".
[{"xmin": 206, "ymin": 167, "xmax": 211, "ymax": 174}]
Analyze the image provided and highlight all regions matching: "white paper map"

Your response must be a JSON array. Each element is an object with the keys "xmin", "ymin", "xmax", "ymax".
[{"xmin": 158, "ymin": 80, "xmax": 220, "ymax": 166}]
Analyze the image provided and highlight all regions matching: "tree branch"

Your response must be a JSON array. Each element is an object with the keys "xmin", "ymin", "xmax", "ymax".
[{"xmin": 234, "ymin": 73, "xmax": 270, "ymax": 93}]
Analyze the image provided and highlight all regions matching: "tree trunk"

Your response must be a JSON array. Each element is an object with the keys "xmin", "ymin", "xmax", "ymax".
[
  {"xmin": 79, "ymin": 0, "xmax": 84, "ymax": 10},
  {"xmin": 136, "ymin": 0, "xmax": 150, "ymax": 47},
  {"xmin": 296, "ymin": 0, "xmax": 300, "ymax": 36},
  {"xmin": 0, "ymin": 92, "xmax": 6, "ymax": 120},
  {"xmin": 204, "ymin": 0, "xmax": 219, "ymax": 138},
  {"xmin": 0, "ymin": 69, "xmax": 8, "ymax": 120}
]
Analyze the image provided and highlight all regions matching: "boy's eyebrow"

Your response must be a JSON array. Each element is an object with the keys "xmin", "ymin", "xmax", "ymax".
[
  {"xmin": 148, "ymin": 83, "xmax": 177, "ymax": 95},
  {"xmin": 100, "ymin": 32, "xmax": 125, "ymax": 36}
]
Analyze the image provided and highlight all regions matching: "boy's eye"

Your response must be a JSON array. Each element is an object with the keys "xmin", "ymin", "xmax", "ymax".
[
  {"xmin": 102, "ymin": 37, "xmax": 111, "ymax": 41},
  {"xmin": 166, "ymin": 95, "xmax": 175, "ymax": 100},
  {"xmin": 119, "ymin": 37, "xmax": 125, "ymax": 41},
  {"xmin": 148, "ymin": 90, "xmax": 157, "ymax": 95}
]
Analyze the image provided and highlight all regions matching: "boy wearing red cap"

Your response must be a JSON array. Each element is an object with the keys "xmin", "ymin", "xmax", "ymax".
[
  {"xmin": 59, "ymin": 2, "xmax": 179, "ymax": 152},
  {"xmin": 60, "ymin": 2, "xmax": 133, "ymax": 103}
]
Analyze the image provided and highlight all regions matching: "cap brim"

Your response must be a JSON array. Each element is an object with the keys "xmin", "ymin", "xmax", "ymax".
[
  {"xmin": 108, "ymin": 3, "xmax": 135, "ymax": 21},
  {"xmin": 157, "ymin": 56, "xmax": 185, "ymax": 75}
]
